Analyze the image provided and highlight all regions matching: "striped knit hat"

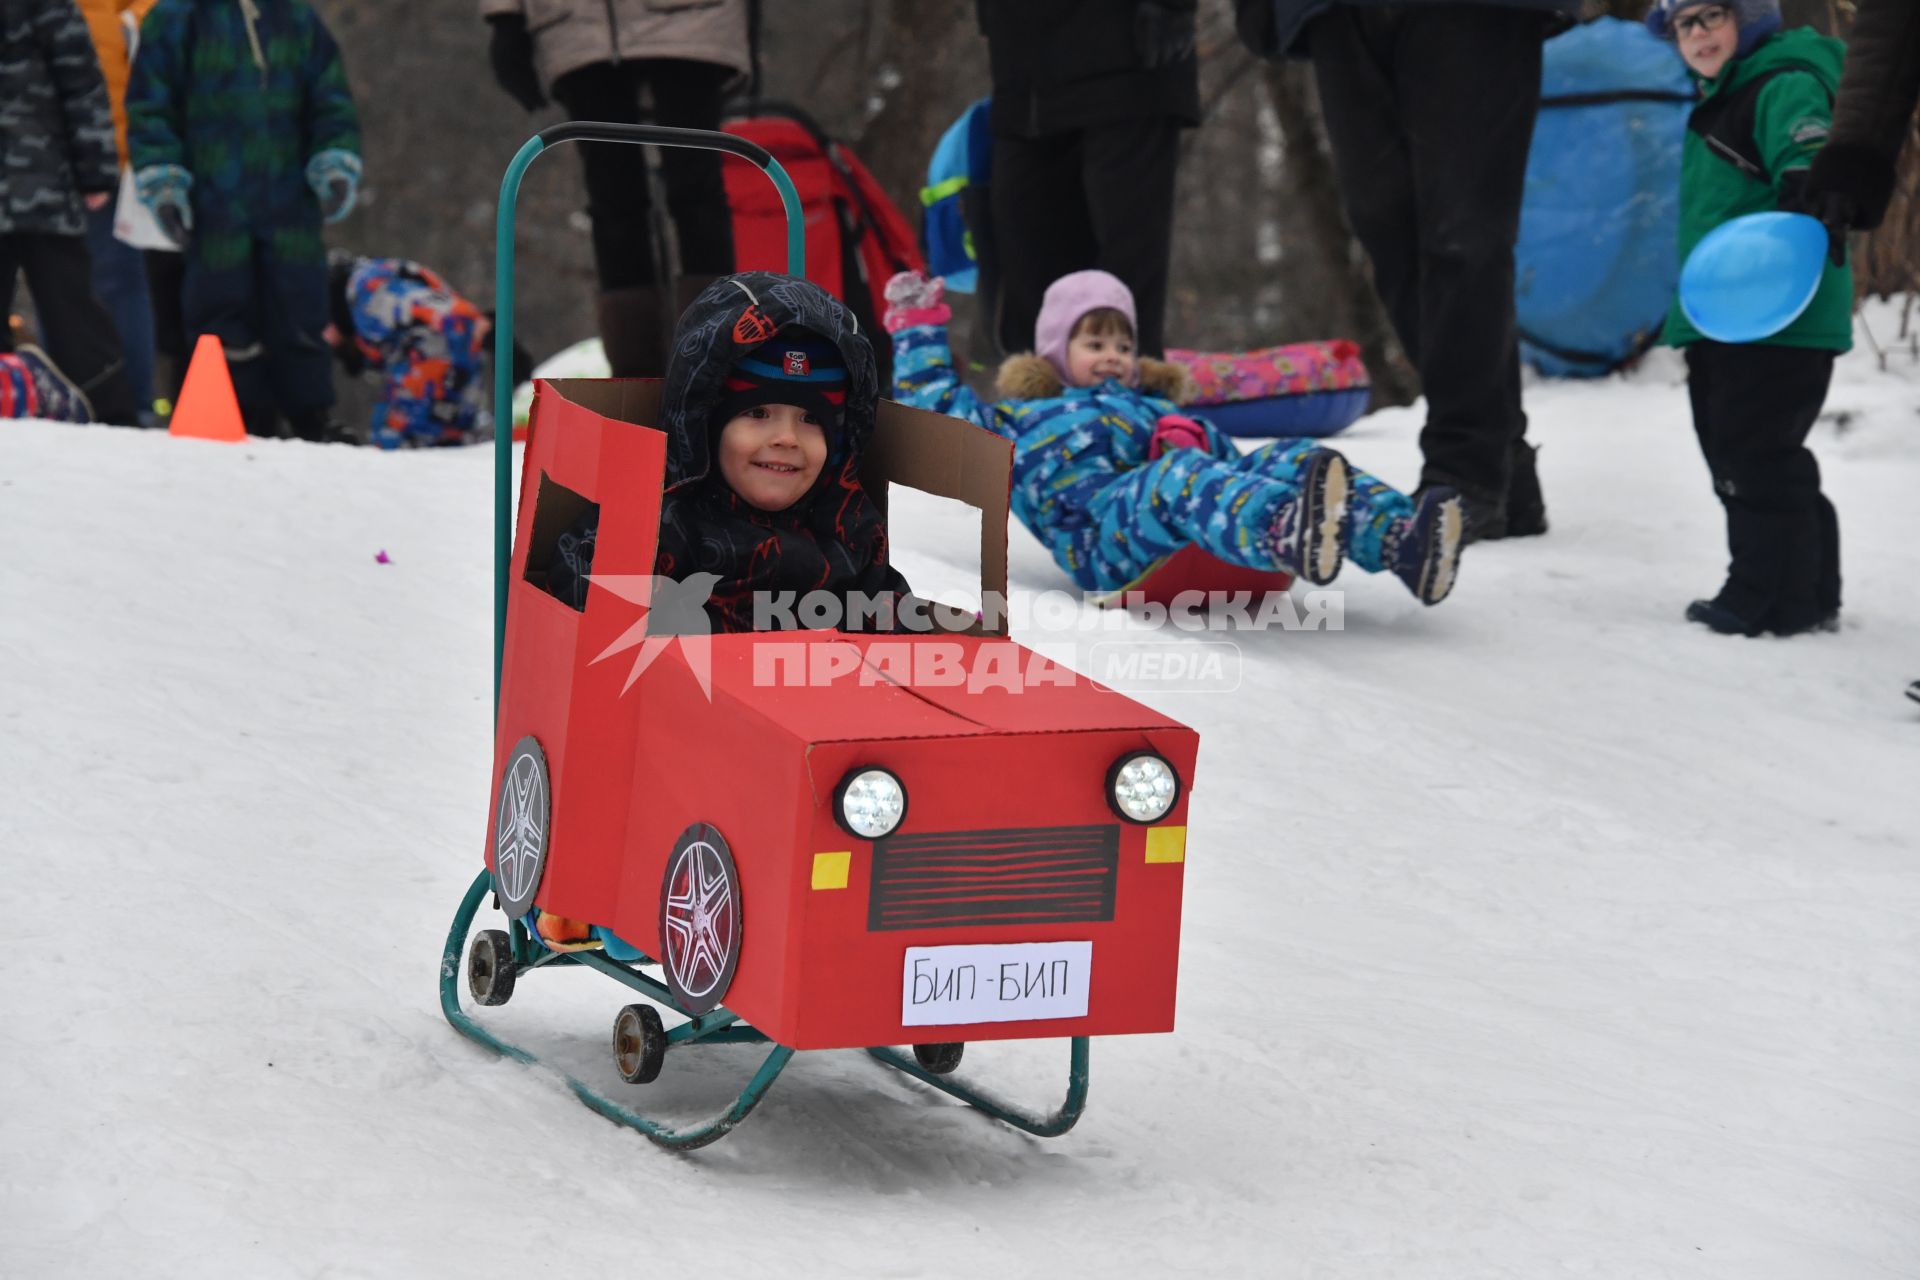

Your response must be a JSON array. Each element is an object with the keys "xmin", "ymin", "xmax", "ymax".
[
  {"xmin": 1646, "ymin": 0, "xmax": 1782, "ymax": 58},
  {"xmin": 713, "ymin": 328, "xmax": 849, "ymax": 432}
]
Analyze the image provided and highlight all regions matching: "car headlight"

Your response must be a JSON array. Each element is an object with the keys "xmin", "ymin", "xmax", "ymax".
[
  {"xmin": 1107, "ymin": 751, "xmax": 1179, "ymax": 824},
  {"xmin": 835, "ymin": 766, "xmax": 907, "ymax": 840}
]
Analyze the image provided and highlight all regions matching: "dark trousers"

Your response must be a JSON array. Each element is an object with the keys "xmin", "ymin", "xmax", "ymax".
[
  {"xmin": 145, "ymin": 248, "xmax": 187, "ymax": 403},
  {"xmin": 551, "ymin": 59, "xmax": 736, "ymax": 291},
  {"xmin": 182, "ymin": 235, "xmax": 333, "ymax": 419},
  {"xmin": 1309, "ymin": 4, "xmax": 1545, "ymax": 504},
  {"xmin": 1685, "ymin": 342, "xmax": 1839, "ymax": 630},
  {"xmin": 0, "ymin": 230, "xmax": 140, "ymax": 424},
  {"xmin": 85, "ymin": 204, "xmax": 156, "ymax": 409},
  {"xmin": 989, "ymin": 116, "xmax": 1181, "ymax": 357}
]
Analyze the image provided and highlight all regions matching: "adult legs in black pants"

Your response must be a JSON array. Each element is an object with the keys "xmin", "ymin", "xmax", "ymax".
[
  {"xmin": 1309, "ymin": 5, "xmax": 1548, "ymax": 539},
  {"xmin": 551, "ymin": 59, "xmax": 736, "ymax": 376},
  {"xmin": 0, "ymin": 231, "xmax": 140, "ymax": 424},
  {"xmin": 1684, "ymin": 341, "xmax": 1839, "ymax": 635},
  {"xmin": 990, "ymin": 117, "xmax": 1181, "ymax": 358}
]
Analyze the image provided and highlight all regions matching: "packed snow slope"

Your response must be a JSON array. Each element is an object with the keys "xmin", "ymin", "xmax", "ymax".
[{"xmin": 4, "ymin": 309, "xmax": 1918, "ymax": 1279}]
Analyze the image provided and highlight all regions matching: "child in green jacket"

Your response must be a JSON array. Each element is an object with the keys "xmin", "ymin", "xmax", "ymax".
[
  {"xmin": 127, "ymin": 0, "xmax": 361, "ymax": 442},
  {"xmin": 1649, "ymin": 0, "xmax": 1851, "ymax": 637}
]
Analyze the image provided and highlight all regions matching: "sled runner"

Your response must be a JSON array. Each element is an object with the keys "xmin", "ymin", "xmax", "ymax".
[{"xmin": 444, "ymin": 124, "xmax": 1197, "ymax": 1149}]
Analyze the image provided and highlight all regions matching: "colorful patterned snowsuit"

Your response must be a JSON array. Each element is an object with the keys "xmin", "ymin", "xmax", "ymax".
[
  {"xmin": 125, "ymin": 0, "xmax": 360, "ymax": 414},
  {"xmin": 0, "ymin": 348, "xmax": 92, "ymax": 422},
  {"xmin": 339, "ymin": 258, "xmax": 485, "ymax": 448},
  {"xmin": 891, "ymin": 323, "xmax": 1412, "ymax": 591},
  {"xmin": 0, "ymin": 358, "xmax": 36, "ymax": 419}
]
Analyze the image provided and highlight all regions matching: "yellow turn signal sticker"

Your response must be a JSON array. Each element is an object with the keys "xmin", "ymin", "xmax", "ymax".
[
  {"xmin": 811, "ymin": 850, "xmax": 851, "ymax": 890},
  {"xmin": 1144, "ymin": 826, "xmax": 1186, "ymax": 864}
]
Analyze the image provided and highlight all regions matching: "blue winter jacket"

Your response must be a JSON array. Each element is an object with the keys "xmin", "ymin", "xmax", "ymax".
[{"xmin": 891, "ymin": 322, "xmax": 1227, "ymax": 580}]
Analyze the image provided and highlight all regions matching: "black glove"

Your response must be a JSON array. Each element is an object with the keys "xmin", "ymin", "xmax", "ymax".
[
  {"xmin": 488, "ymin": 13, "xmax": 547, "ymax": 113},
  {"xmin": 331, "ymin": 331, "xmax": 367, "ymax": 377},
  {"xmin": 155, "ymin": 202, "xmax": 191, "ymax": 250},
  {"xmin": 1135, "ymin": 1, "xmax": 1196, "ymax": 69},
  {"xmin": 1807, "ymin": 141, "xmax": 1898, "ymax": 231},
  {"xmin": 1778, "ymin": 169, "xmax": 1853, "ymax": 267}
]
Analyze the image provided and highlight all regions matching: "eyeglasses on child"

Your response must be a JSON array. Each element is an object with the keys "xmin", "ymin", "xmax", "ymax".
[{"xmin": 1674, "ymin": 5, "xmax": 1733, "ymax": 38}]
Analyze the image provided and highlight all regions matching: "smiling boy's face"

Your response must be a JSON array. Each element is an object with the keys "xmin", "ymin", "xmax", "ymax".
[
  {"xmin": 1676, "ymin": 3, "xmax": 1736, "ymax": 78},
  {"xmin": 716, "ymin": 403, "xmax": 828, "ymax": 511}
]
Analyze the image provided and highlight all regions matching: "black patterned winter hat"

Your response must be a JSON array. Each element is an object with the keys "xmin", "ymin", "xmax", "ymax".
[{"xmin": 711, "ymin": 329, "xmax": 849, "ymax": 432}]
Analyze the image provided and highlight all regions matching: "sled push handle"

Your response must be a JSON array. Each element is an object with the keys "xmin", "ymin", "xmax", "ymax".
[{"xmin": 491, "ymin": 123, "xmax": 806, "ymax": 711}]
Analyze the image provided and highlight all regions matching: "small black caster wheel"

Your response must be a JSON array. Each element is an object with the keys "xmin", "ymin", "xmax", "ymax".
[
  {"xmin": 613, "ymin": 1004, "xmax": 668, "ymax": 1084},
  {"xmin": 912, "ymin": 1042, "xmax": 965, "ymax": 1075},
  {"xmin": 468, "ymin": 929, "xmax": 517, "ymax": 1006}
]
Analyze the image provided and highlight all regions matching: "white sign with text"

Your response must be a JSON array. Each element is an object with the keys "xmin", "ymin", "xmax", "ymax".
[{"xmin": 901, "ymin": 941, "xmax": 1093, "ymax": 1026}]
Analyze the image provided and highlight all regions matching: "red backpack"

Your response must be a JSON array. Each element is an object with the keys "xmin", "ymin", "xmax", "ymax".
[{"xmin": 721, "ymin": 104, "xmax": 924, "ymax": 382}]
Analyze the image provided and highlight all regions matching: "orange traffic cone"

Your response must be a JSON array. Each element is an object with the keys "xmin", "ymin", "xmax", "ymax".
[{"xmin": 169, "ymin": 334, "xmax": 247, "ymax": 443}]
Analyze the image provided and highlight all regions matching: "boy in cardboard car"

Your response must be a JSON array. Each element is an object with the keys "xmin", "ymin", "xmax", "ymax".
[{"xmin": 545, "ymin": 272, "xmax": 924, "ymax": 634}]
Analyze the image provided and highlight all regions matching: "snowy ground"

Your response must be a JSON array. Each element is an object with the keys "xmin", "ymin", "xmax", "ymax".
[{"xmin": 4, "ymin": 303, "xmax": 1918, "ymax": 1279}]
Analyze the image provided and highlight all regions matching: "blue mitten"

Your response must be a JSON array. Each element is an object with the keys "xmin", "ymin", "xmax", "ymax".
[
  {"xmin": 307, "ymin": 149, "xmax": 363, "ymax": 224},
  {"xmin": 134, "ymin": 164, "xmax": 193, "ymax": 248}
]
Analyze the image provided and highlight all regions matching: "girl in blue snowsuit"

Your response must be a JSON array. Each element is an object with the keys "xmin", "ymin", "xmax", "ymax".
[{"xmin": 885, "ymin": 269, "xmax": 1465, "ymax": 604}]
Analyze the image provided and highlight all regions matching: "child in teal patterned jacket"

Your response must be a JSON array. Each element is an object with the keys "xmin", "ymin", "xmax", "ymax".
[{"xmin": 127, "ymin": 0, "xmax": 361, "ymax": 440}]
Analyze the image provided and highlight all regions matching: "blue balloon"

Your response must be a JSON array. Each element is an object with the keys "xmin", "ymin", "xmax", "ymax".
[{"xmin": 1679, "ymin": 211, "xmax": 1828, "ymax": 343}]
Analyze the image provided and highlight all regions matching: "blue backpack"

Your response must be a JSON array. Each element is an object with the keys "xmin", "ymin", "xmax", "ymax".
[
  {"xmin": 921, "ymin": 98, "xmax": 993, "ymax": 293},
  {"xmin": 1516, "ymin": 18, "xmax": 1695, "ymax": 377}
]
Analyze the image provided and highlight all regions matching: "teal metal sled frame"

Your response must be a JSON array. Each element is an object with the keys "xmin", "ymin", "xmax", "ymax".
[
  {"xmin": 441, "ymin": 867, "xmax": 1089, "ymax": 1149},
  {"xmin": 442, "ymin": 123, "xmax": 1090, "ymax": 1149}
]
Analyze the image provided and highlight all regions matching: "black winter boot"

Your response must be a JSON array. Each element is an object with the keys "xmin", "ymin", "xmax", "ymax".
[
  {"xmin": 1685, "ymin": 594, "xmax": 1765, "ymax": 636},
  {"xmin": 241, "ymin": 402, "xmax": 283, "ymax": 438},
  {"xmin": 286, "ymin": 406, "xmax": 352, "ymax": 444},
  {"xmin": 1685, "ymin": 559, "xmax": 1796, "ymax": 635},
  {"xmin": 1504, "ymin": 439, "xmax": 1548, "ymax": 538}
]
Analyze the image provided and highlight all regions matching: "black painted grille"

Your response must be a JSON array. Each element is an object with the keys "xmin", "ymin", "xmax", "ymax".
[{"xmin": 867, "ymin": 825, "xmax": 1120, "ymax": 931}]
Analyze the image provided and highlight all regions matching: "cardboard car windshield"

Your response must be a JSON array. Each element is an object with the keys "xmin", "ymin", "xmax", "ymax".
[{"xmin": 487, "ymin": 377, "xmax": 1196, "ymax": 1051}]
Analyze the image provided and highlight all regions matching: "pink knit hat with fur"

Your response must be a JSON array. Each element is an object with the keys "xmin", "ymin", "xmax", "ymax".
[{"xmin": 1035, "ymin": 270, "xmax": 1138, "ymax": 385}]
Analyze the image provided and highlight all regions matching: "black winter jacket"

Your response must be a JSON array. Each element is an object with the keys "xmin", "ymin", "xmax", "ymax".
[
  {"xmin": 1233, "ymin": 0, "xmax": 1577, "ymax": 62},
  {"xmin": 977, "ymin": 0, "xmax": 1200, "ymax": 138},
  {"xmin": 0, "ymin": 0, "xmax": 117, "ymax": 236},
  {"xmin": 1827, "ymin": 0, "xmax": 1920, "ymax": 160}
]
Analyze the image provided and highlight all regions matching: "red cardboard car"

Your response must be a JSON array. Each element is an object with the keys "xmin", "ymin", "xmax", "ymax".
[
  {"xmin": 445, "ymin": 124, "xmax": 1198, "ymax": 1159},
  {"xmin": 446, "ymin": 375, "xmax": 1199, "ymax": 1144}
]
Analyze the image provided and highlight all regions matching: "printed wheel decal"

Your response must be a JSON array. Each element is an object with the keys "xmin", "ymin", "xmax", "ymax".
[
  {"xmin": 659, "ymin": 823, "xmax": 742, "ymax": 1015},
  {"xmin": 493, "ymin": 737, "xmax": 549, "ymax": 918}
]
